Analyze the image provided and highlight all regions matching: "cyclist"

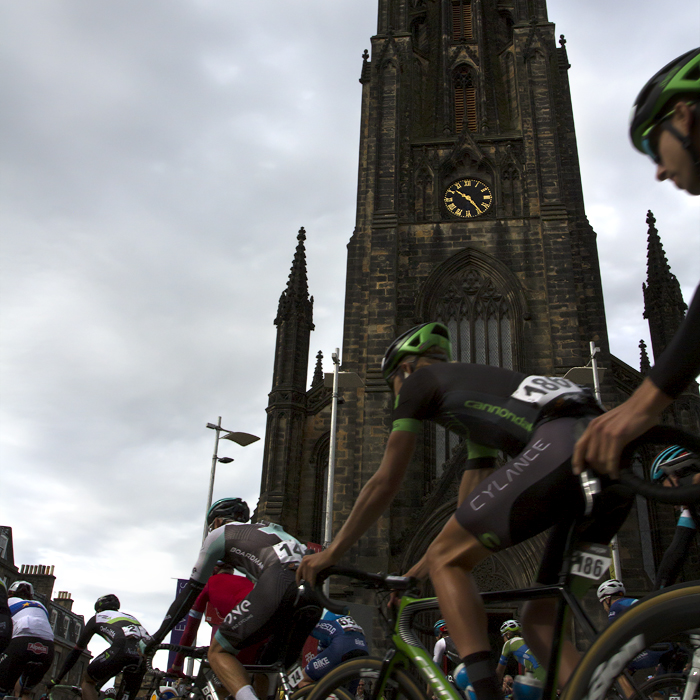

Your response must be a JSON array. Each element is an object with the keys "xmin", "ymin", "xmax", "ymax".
[
  {"xmin": 597, "ymin": 580, "xmax": 679, "ymax": 674},
  {"xmin": 573, "ymin": 48, "xmax": 700, "ymax": 479},
  {"xmin": 298, "ymin": 610, "xmax": 369, "ymax": 687},
  {"xmin": 298, "ymin": 322, "xmax": 636, "ymax": 700},
  {"xmin": 50, "ymin": 594, "xmax": 151, "ymax": 700},
  {"xmin": 650, "ymin": 446, "xmax": 700, "ymax": 589},
  {"xmin": 0, "ymin": 580, "xmax": 10, "ymax": 654},
  {"xmin": 145, "ymin": 498, "xmax": 322, "ymax": 700},
  {"xmin": 495, "ymin": 620, "xmax": 545, "ymax": 684},
  {"xmin": 167, "ymin": 560, "xmax": 255, "ymax": 676},
  {"xmin": 433, "ymin": 619, "xmax": 461, "ymax": 677},
  {"xmin": 0, "ymin": 581, "xmax": 55, "ymax": 700}
]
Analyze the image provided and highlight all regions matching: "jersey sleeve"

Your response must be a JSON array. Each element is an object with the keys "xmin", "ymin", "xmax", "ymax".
[
  {"xmin": 391, "ymin": 370, "xmax": 440, "ymax": 433},
  {"xmin": 648, "ymin": 283, "xmax": 700, "ymax": 398},
  {"xmin": 432, "ymin": 637, "xmax": 446, "ymax": 664}
]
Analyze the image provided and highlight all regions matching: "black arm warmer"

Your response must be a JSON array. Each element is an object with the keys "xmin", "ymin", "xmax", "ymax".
[
  {"xmin": 56, "ymin": 646, "xmax": 84, "ymax": 682},
  {"xmin": 654, "ymin": 523, "xmax": 697, "ymax": 589},
  {"xmin": 648, "ymin": 284, "xmax": 700, "ymax": 398},
  {"xmin": 150, "ymin": 579, "xmax": 205, "ymax": 646}
]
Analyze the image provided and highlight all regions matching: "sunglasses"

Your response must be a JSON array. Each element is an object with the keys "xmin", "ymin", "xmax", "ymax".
[{"xmin": 640, "ymin": 108, "xmax": 676, "ymax": 164}]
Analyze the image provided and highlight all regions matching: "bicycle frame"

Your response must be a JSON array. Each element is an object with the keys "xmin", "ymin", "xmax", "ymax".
[{"xmin": 376, "ymin": 580, "xmax": 599, "ymax": 700}]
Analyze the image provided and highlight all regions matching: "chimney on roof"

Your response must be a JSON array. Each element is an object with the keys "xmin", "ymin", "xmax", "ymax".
[
  {"xmin": 53, "ymin": 591, "xmax": 74, "ymax": 612},
  {"xmin": 19, "ymin": 564, "xmax": 56, "ymax": 600}
]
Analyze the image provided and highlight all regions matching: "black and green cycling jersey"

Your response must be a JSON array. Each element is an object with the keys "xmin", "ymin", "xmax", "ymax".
[{"xmin": 391, "ymin": 362, "xmax": 592, "ymax": 462}]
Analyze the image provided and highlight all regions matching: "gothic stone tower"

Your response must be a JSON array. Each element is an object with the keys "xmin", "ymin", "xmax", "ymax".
[{"xmin": 333, "ymin": 0, "xmax": 614, "ymax": 590}]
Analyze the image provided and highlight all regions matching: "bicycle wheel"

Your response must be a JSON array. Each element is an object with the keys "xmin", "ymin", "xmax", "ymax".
[
  {"xmin": 291, "ymin": 683, "xmax": 354, "ymax": 700},
  {"xmin": 637, "ymin": 674, "xmax": 696, "ymax": 700},
  {"xmin": 305, "ymin": 656, "xmax": 428, "ymax": 700},
  {"xmin": 561, "ymin": 582, "xmax": 700, "ymax": 700}
]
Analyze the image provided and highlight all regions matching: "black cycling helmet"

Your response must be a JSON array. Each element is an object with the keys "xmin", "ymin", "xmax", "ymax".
[
  {"xmin": 207, "ymin": 497, "xmax": 250, "ymax": 527},
  {"xmin": 630, "ymin": 48, "xmax": 700, "ymax": 164},
  {"xmin": 9, "ymin": 581, "xmax": 34, "ymax": 599},
  {"xmin": 95, "ymin": 594, "xmax": 120, "ymax": 612},
  {"xmin": 381, "ymin": 322, "xmax": 452, "ymax": 387}
]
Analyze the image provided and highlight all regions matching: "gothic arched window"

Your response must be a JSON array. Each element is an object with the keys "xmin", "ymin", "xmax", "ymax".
[
  {"xmin": 452, "ymin": 0, "xmax": 472, "ymax": 41},
  {"xmin": 432, "ymin": 267, "xmax": 515, "ymax": 473},
  {"xmin": 454, "ymin": 66, "xmax": 477, "ymax": 132}
]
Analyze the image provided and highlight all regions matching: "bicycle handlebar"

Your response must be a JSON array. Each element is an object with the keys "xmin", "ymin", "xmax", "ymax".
[
  {"xmin": 619, "ymin": 425, "xmax": 700, "ymax": 505},
  {"xmin": 144, "ymin": 643, "xmax": 208, "ymax": 674},
  {"xmin": 311, "ymin": 565, "xmax": 418, "ymax": 614}
]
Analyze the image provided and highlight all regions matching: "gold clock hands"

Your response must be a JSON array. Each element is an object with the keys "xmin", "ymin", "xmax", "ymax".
[{"xmin": 464, "ymin": 194, "xmax": 483, "ymax": 214}]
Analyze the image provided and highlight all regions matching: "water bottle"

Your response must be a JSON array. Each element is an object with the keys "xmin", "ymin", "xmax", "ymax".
[
  {"xmin": 512, "ymin": 673, "xmax": 543, "ymax": 700},
  {"xmin": 453, "ymin": 664, "xmax": 477, "ymax": 700}
]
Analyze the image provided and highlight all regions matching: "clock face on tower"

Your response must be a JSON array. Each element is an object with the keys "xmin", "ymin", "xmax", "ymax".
[{"xmin": 443, "ymin": 179, "xmax": 493, "ymax": 218}]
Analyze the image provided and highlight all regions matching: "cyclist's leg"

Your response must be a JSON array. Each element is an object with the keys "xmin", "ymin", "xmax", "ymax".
[
  {"xmin": 211, "ymin": 566, "xmax": 298, "ymax": 698},
  {"xmin": 85, "ymin": 644, "xmax": 127, "ymax": 700},
  {"xmin": 429, "ymin": 417, "xmax": 602, "ymax": 698},
  {"xmin": 0, "ymin": 638, "xmax": 26, "ymax": 696}
]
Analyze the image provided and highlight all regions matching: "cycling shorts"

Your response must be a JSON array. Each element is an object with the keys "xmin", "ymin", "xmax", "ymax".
[
  {"xmin": 455, "ymin": 415, "xmax": 634, "ymax": 583},
  {"xmin": 87, "ymin": 639, "xmax": 145, "ymax": 695},
  {"xmin": 304, "ymin": 634, "xmax": 369, "ymax": 681},
  {"xmin": 215, "ymin": 564, "xmax": 299, "ymax": 653},
  {"xmin": 0, "ymin": 635, "xmax": 55, "ymax": 693}
]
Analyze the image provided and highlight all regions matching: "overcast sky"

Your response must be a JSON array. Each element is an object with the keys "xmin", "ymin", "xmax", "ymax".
[{"xmin": 1, "ymin": 0, "xmax": 698, "ymax": 654}]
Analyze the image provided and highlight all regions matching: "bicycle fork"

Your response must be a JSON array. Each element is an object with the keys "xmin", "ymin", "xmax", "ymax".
[{"xmin": 683, "ymin": 632, "xmax": 700, "ymax": 700}]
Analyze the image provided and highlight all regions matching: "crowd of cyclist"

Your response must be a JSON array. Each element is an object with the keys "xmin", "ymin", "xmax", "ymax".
[{"xmin": 2, "ymin": 44, "xmax": 699, "ymax": 700}]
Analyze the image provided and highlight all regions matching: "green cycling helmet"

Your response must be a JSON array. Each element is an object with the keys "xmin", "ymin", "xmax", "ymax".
[
  {"xmin": 381, "ymin": 322, "xmax": 452, "ymax": 386},
  {"xmin": 629, "ymin": 48, "xmax": 700, "ymax": 161}
]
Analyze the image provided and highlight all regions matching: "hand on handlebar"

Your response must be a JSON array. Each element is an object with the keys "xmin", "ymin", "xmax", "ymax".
[
  {"xmin": 296, "ymin": 548, "xmax": 338, "ymax": 587},
  {"xmin": 389, "ymin": 556, "xmax": 428, "ymax": 608}
]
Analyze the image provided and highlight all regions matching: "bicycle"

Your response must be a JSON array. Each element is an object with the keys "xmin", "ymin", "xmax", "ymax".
[
  {"xmin": 302, "ymin": 425, "xmax": 700, "ymax": 700},
  {"xmin": 144, "ymin": 642, "xmax": 354, "ymax": 700},
  {"xmin": 37, "ymin": 684, "xmax": 82, "ymax": 700}
]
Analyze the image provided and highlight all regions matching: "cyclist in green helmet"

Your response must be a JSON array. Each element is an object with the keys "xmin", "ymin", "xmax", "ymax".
[
  {"xmin": 629, "ymin": 48, "xmax": 700, "ymax": 194},
  {"xmin": 574, "ymin": 48, "xmax": 700, "ymax": 478},
  {"xmin": 299, "ymin": 323, "xmax": 632, "ymax": 700}
]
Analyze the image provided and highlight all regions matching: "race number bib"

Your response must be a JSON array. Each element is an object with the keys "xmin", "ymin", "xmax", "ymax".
[
  {"xmin": 570, "ymin": 543, "xmax": 611, "ymax": 580},
  {"xmin": 272, "ymin": 539, "xmax": 304, "ymax": 565},
  {"xmin": 511, "ymin": 375, "xmax": 579, "ymax": 407},
  {"xmin": 336, "ymin": 615, "xmax": 363, "ymax": 633},
  {"xmin": 288, "ymin": 665, "xmax": 305, "ymax": 688}
]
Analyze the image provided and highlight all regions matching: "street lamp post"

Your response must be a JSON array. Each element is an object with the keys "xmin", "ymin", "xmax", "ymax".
[
  {"xmin": 203, "ymin": 417, "xmax": 260, "ymax": 541},
  {"xmin": 564, "ymin": 342, "xmax": 622, "ymax": 580},
  {"xmin": 323, "ymin": 350, "xmax": 363, "ymax": 594}
]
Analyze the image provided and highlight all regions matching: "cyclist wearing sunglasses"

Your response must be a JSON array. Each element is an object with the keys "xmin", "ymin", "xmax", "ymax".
[{"xmin": 573, "ymin": 47, "xmax": 700, "ymax": 479}]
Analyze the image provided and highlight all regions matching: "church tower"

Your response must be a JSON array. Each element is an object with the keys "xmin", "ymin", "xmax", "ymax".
[
  {"xmin": 334, "ymin": 0, "xmax": 613, "ymax": 585},
  {"xmin": 256, "ymin": 0, "xmax": 700, "ymax": 600}
]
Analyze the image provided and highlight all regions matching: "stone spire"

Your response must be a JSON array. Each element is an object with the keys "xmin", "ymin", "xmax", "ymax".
[
  {"xmin": 312, "ymin": 350, "xmax": 324, "ymax": 388},
  {"xmin": 642, "ymin": 210, "xmax": 687, "ymax": 362},
  {"xmin": 639, "ymin": 339, "xmax": 650, "ymax": 375},
  {"xmin": 275, "ymin": 227, "xmax": 314, "ymax": 327}
]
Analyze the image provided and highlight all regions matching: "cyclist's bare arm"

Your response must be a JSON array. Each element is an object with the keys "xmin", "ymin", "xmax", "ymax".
[
  {"xmin": 297, "ymin": 430, "xmax": 416, "ymax": 586},
  {"xmin": 572, "ymin": 378, "xmax": 673, "ymax": 478}
]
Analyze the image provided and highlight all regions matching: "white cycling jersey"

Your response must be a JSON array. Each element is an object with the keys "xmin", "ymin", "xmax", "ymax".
[{"xmin": 8, "ymin": 597, "xmax": 54, "ymax": 641}]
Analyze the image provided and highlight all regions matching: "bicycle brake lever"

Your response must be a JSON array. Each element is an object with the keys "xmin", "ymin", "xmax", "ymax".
[{"xmin": 580, "ymin": 469, "xmax": 601, "ymax": 516}]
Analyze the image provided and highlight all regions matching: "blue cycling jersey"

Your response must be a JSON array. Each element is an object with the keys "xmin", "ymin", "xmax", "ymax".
[
  {"xmin": 312, "ymin": 611, "xmax": 365, "ymax": 649},
  {"xmin": 607, "ymin": 597, "xmax": 638, "ymax": 624}
]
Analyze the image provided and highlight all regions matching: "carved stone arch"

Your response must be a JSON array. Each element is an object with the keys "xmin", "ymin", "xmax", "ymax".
[
  {"xmin": 416, "ymin": 246, "xmax": 529, "ymax": 368},
  {"xmin": 498, "ymin": 146, "xmax": 524, "ymax": 217},
  {"xmin": 310, "ymin": 432, "xmax": 330, "ymax": 544}
]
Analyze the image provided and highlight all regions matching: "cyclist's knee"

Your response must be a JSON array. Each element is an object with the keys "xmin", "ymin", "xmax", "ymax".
[
  {"xmin": 82, "ymin": 670, "xmax": 98, "ymax": 686},
  {"xmin": 427, "ymin": 518, "xmax": 488, "ymax": 574}
]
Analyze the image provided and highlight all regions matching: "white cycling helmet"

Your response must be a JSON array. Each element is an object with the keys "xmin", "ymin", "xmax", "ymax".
[
  {"xmin": 500, "ymin": 619, "xmax": 521, "ymax": 635},
  {"xmin": 597, "ymin": 579, "xmax": 625, "ymax": 602}
]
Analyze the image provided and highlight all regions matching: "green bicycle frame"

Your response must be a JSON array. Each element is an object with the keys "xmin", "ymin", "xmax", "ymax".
[{"xmin": 377, "ymin": 594, "xmax": 464, "ymax": 700}]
